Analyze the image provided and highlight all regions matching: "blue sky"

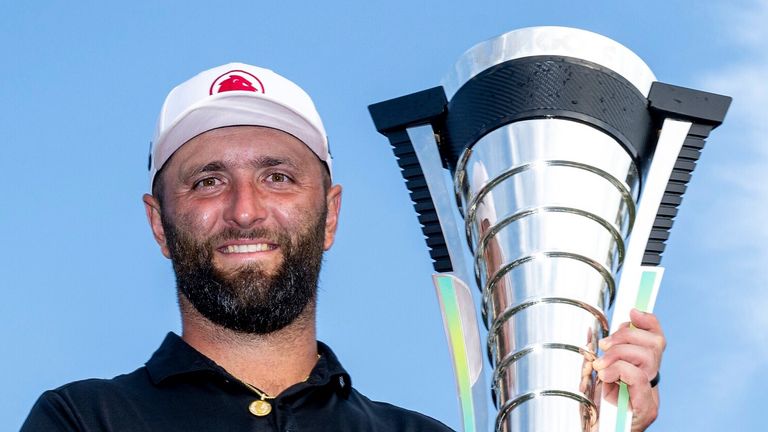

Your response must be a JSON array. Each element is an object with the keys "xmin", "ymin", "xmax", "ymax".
[{"xmin": 2, "ymin": 1, "xmax": 766, "ymax": 430}]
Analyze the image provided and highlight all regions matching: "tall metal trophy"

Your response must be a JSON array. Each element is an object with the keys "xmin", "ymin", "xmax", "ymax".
[{"xmin": 369, "ymin": 27, "xmax": 730, "ymax": 432}]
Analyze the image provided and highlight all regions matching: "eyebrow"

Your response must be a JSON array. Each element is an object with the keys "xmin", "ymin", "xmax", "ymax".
[
  {"xmin": 183, "ymin": 156, "xmax": 299, "ymax": 179},
  {"xmin": 251, "ymin": 156, "xmax": 298, "ymax": 170}
]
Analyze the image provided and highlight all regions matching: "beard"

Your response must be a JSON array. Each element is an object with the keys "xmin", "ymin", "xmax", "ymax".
[{"xmin": 162, "ymin": 208, "xmax": 326, "ymax": 335}]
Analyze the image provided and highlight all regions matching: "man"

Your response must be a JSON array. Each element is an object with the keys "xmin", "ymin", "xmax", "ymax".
[{"xmin": 22, "ymin": 63, "xmax": 664, "ymax": 431}]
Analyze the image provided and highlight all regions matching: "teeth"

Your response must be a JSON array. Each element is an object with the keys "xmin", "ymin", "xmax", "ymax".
[{"xmin": 225, "ymin": 244, "xmax": 271, "ymax": 253}]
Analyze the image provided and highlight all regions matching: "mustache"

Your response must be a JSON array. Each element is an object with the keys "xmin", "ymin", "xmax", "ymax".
[{"xmin": 207, "ymin": 227, "xmax": 289, "ymax": 247}]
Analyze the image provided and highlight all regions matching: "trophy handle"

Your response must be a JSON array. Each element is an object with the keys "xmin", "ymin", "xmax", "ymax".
[
  {"xmin": 407, "ymin": 124, "xmax": 489, "ymax": 432},
  {"xmin": 598, "ymin": 118, "xmax": 692, "ymax": 432},
  {"xmin": 434, "ymin": 273, "xmax": 490, "ymax": 432},
  {"xmin": 406, "ymin": 125, "xmax": 473, "ymax": 278}
]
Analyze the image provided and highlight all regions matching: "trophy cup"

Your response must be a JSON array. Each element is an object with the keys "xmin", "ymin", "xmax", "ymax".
[{"xmin": 369, "ymin": 27, "xmax": 730, "ymax": 432}]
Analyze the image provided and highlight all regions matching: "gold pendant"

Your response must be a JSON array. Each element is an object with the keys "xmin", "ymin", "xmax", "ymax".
[{"xmin": 249, "ymin": 399, "xmax": 272, "ymax": 416}]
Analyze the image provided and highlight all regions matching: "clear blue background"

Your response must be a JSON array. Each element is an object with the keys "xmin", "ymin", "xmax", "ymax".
[{"xmin": 2, "ymin": 1, "xmax": 766, "ymax": 430}]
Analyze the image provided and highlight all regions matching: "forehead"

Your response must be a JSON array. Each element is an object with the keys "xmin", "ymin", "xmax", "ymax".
[{"xmin": 166, "ymin": 126, "xmax": 322, "ymax": 174}]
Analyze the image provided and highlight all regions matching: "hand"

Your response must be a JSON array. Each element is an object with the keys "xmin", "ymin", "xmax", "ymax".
[{"xmin": 593, "ymin": 309, "xmax": 666, "ymax": 431}]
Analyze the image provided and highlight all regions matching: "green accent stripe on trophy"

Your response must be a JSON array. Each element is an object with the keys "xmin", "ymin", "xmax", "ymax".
[
  {"xmin": 615, "ymin": 270, "xmax": 657, "ymax": 432},
  {"xmin": 436, "ymin": 275, "xmax": 476, "ymax": 432},
  {"xmin": 616, "ymin": 382, "xmax": 630, "ymax": 432},
  {"xmin": 634, "ymin": 271, "xmax": 656, "ymax": 313}
]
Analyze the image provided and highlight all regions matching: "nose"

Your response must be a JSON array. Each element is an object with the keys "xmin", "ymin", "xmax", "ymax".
[{"xmin": 223, "ymin": 180, "xmax": 268, "ymax": 229}]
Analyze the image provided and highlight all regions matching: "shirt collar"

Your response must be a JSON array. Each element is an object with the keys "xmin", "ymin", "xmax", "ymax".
[
  {"xmin": 145, "ymin": 332, "xmax": 351, "ymax": 397},
  {"xmin": 306, "ymin": 340, "xmax": 352, "ymax": 398}
]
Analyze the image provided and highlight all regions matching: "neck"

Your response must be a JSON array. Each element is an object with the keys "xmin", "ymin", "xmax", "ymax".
[{"xmin": 178, "ymin": 295, "xmax": 318, "ymax": 396}]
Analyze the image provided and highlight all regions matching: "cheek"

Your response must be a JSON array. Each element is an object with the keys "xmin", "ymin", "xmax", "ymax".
[
  {"xmin": 272, "ymin": 196, "xmax": 325, "ymax": 232},
  {"xmin": 270, "ymin": 202, "xmax": 302, "ymax": 229},
  {"xmin": 174, "ymin": 202, "xmax": 221, "ymax": 235}
]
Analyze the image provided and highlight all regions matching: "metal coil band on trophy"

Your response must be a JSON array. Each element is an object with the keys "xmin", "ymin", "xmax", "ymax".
[{"xmin": 369, "ymin": 27, "xmax": 730, "ymax": 432}]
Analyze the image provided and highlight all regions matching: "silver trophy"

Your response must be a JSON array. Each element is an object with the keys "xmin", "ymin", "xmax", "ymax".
[{"xmin": 369, "ymin": 27, "xmax": 730, "ymax": 432}]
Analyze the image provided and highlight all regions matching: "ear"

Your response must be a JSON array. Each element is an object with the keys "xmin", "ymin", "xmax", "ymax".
[
  {"xmin": 143, "ymin": 193, "xmax": 171, "ymax": 259},
  {"xmin": 323, "ymin": 184, "xmax": 342, "ymax": 250}
]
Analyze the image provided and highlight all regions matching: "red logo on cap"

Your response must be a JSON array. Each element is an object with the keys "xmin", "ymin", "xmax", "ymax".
[{"xmin": 209, "ymin": 70, "xmax": 265, "ymax": 95}]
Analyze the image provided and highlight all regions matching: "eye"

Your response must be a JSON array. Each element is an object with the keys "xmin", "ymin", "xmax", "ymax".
[
  {"xmin": 267, "ymin": 172, "xmax": 291, "ymax": 183},
  {"xmin": 193, "ymin": 177, "xmax": 221, "ymax": 189}
]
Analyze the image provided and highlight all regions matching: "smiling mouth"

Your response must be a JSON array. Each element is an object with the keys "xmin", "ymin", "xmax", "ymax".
[{"xmin": 221, "ymin": 244, "xmax": 277, "ymax": 253}]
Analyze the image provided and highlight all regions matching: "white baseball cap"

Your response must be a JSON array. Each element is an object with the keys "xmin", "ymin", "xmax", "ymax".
[{"xmin": 149, "ymin": 62, "xmax": 331, "ymax": 189}]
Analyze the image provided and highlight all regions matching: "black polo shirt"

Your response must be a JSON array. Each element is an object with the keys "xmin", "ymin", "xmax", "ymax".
[{"xmin": 21, "ymin": 333, "xmax": 453, "ymax": 431}]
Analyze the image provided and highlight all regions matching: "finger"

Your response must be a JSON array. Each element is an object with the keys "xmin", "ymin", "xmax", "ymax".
[
  {"xmin": 615, "ymin": 321, "xmax": 632, "ymax": 331},
  {"xmin": 597, "ymin": 359, "xmax": 638, "ymax": 384},
  {"xmin": 594, "ymin": 360, "xmax": 658, "ymax": 428},
  {"xmin": 593, "ymin": 344, "xmax": 657, "ymax": 379},
  {"xmin": 595, "ymin": 359, "xmax": 657, "ymax": 421},
  {"xmin": 599, "ymin": 325, "xmax": 665, "ymax": 355},
  {"xmin": 629, "ymin": 309, "xmax": 663, "ymax": 336}
]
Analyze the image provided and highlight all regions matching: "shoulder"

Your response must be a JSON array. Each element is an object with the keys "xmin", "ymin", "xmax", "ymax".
[
  {"xmin": 48, "ymin": 367, "xmax": 152, "ymax": 403},
  {"xmin": 21, "ymin": 368, "xmax": 150, "ymax": 432},
  {"xmin": 345, "ymin": 388, "xmax": 455, "ymax": 432}
]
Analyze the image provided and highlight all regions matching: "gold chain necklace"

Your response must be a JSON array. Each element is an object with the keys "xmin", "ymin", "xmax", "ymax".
[{"xmin": 242, "ymin": 354, "xmax": 321, "ymax": 417}]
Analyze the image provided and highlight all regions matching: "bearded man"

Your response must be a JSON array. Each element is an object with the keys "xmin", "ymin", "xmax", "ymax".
[{"xmin": 21, "ymin": 63, "xmax": 453, "ymax": 431}]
